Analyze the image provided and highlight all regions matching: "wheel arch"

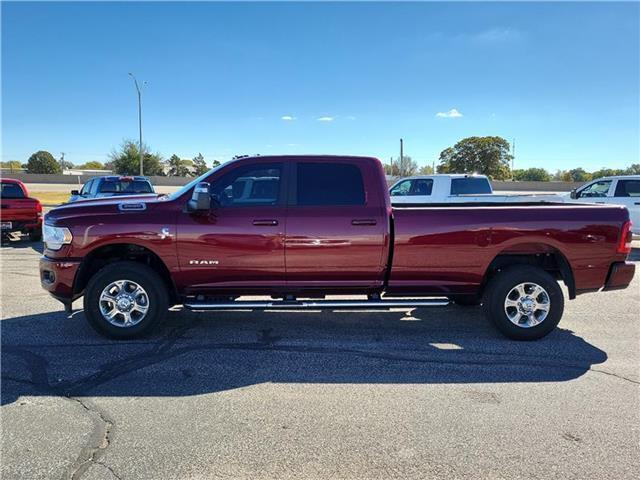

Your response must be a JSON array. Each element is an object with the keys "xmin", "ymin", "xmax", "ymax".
[
  {"xmin": 74, "ymin": 242, "xmax": 179, "ymax": 304},
  {"xmin": 482, "ymin": 242, "xmax": 576, "ymax": 299}
]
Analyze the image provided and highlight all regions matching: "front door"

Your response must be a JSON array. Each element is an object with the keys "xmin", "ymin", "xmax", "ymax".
[{"xmin": 176, "ymin": 162, "xmax": 286, "ymax": 294}]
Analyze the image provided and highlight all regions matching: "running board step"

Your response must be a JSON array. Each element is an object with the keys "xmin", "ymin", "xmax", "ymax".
[{"xmin": 184, "ymin": 299, "xmax": 449, "ymax": 311}]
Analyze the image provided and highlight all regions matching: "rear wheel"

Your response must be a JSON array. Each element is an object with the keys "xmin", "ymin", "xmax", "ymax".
[
  {"xmin": 483, "ymin": 265, "xmax": 564, "ymax": 340},
  {"xmin": 84, "ymin": 261, "xmax": 168, "ymax": 339}
]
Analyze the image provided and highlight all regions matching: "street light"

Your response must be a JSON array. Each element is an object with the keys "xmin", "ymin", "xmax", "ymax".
[{"xmin": 128, "ymin": 73, "xmax": 147, "ymax": 176}]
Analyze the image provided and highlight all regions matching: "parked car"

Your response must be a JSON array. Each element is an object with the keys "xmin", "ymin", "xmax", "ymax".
[
  {"xmin": 68, "ymin": 176, "xmax": 155, "ymax": 202},
  {"xmin": 566, "ymin": 175, "xmax": 640, "ymax": 234},
  {"xmin": 0, "ymin": 178, "xmax": 42, "ymax": 241},
  {"xmin": 40, "ymin": 155, "xmax": 634, "ymax": 341},
  {"xmin": 390, "ymin": 174, "xmax": 560, "ymax": 204}
]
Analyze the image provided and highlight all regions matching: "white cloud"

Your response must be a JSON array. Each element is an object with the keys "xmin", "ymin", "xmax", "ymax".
[
  {"xmin": 346, "ymin": 115, "xmax": 356, "ymax": 120},
  {"xmin": 472, "ymin": 28, "xmax": 523, "ymax": 44},
  {"xmin": 436, "ymin": 108, "xmax": 463, "ymax": 118},
  {"xmin": 281, "ymin": 115, "xmax": 296, "ymax": 121},
  {"xmin": 317, "ymin": 116, "xmax": 334, "ymax": 122}
]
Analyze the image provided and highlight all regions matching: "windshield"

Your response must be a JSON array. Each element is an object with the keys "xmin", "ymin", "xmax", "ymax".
[
  {"xmin": 99, "ymin": 179, "xmax": 154, "ymax": 194},
  {"xmin": 163, "ymin": 162, "xmax": 228, "ymax": 201}
]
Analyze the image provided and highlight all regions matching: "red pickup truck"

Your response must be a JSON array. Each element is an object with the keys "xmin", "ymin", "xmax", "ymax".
[
  {"xmin": 40, "ymin": 155, "xmax": 634, "ymax": 340},
  {"xmin": 1, "ymin": 178, "xmax": 42, "ymax": 242}
]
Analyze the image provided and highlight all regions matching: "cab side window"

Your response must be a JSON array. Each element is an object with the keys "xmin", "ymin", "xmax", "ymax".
[
  {"xmin": 578, "ymin": 180, "xmax": 611, "ymax": 198},
  {"xmin": 211, "ymin": 164, "xmax": 282, "ymax": 207},
  {"xmin": 614, "ymin": 180, "xmax": 640, "ymax": 197},
  {"xmin": 390, "ymin": 180, "xmax": 412, "ymax": 196}
]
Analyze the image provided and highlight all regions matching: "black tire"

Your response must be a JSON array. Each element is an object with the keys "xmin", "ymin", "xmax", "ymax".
[
  {"xmin": 28, "ymin": 227, "xmax": 42, "ymax": 242},
  {"xmin": 483, "ymin": 265, "xmax": 564, "ymax": 340},
  {"xmin": 448, "ymin": 295, "xmax": 482, "ymax": 307},
  {"xmin": 84, "ymin": 261, "xmax": 168, "ymax": 339}
]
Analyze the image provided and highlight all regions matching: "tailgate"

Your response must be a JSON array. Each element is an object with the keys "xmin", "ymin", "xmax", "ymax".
[{"xmin": 1, "ymin": 198, "xmax": 39, "ymax": 222}]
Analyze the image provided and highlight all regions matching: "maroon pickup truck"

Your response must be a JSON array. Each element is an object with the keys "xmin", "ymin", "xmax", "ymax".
[
  {"xmin": 1, "ymin": 178, "xmax": 42, "ymax": 241},
  {"xmin": 40, "ymin": 155, "xmax": 634, "ymax": 340}
]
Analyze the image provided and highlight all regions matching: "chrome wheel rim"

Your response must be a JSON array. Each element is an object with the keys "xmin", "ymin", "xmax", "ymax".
[
  {"xmin": 99, "ymin": 280, "xmax": 149, "ymax": 328},
  {"xmin": 503, "ymin": 282, "xmax": 550, "ymax": 328}
]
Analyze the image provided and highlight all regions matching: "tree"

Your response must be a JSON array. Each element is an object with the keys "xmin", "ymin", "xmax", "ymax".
[
  {"xmin": 625, "ymin": 164, "xmax": 640, "ymax": 175},
  {"xmin": 512, "ymin": 168, "xmax": 551, "ymax": 182},
  {"xmin": 192, "ymin": 153, "xmax": 209, "ymax": 176},
  {"xmin": 167, "ymin": 154, "xmax": 192, "ymax": 177},
  {"xmin": 78, "ymin": 161, "xmax": 105, "ymax": 170},
  {"xmin": 418, "ymin": 165, "xmax": 434, "ymax": 175},
  {"xmin": 1, "ymin": 160, "xmax": 23, "ymax": 171},
  {"xmin": 26, "ymin": 151, "xmax": 61, "ymax": 174},
  {"xmin": 109, "ymin": 140, "xmax": 164, "ymax": 176},
  {"xmin": 436, "ymin": 136, "xmax": 512, "ymax": 180},
  {"xmin": 567, "ymin": 168, "xmax": 591, "ymax": 182},
  {"xmin": 591, "ymin": 168, "xmax": 625, "ymax": 179}
]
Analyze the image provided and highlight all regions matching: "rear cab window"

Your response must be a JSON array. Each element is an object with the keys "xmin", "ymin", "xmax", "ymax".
[
  {"xmin": 0, "ymin": 182, "xmax": 26, "ymax": 198},
  {"xmin": 99, "ymin": 179, "xmax": 154, "ymax": 194},
  {"xmin": 295, "ymin": 162, "xmax": 366, "ymax": 206},
  {"xmin": 450, "ymin": 177, "xmax": 492, "ymax": 195}
]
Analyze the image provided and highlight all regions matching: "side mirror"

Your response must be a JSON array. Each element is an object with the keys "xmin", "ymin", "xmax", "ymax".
[
  {"xmin": 570, "ymin": 189, "xmax": 577, "ymax": 199},
  {"xmin": 71, "ymin": 190, "xmax": 79, "ymax": 196},
  {"xmin": 188, "ymin": 182, "xmax": 211, "ymax": 212}
]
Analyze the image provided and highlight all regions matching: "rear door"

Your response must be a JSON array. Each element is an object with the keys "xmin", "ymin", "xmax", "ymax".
[
  {"xmin": 610, "ymin": 178, "xmax": 640, "ymax": 229},
  {"xmin": 285, "ymin": 159, "xmax": 387, "ymax": 289}
]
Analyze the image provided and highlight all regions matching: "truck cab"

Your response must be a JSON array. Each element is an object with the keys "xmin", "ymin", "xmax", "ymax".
[{"xmin": 569, "ymin": 175, "xmax": 640, "ymax": 234}]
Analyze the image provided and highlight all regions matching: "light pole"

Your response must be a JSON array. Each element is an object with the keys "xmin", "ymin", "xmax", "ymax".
[{"xmin": 128, "ymin": 73, "xmax": 146, "ymax": 175}]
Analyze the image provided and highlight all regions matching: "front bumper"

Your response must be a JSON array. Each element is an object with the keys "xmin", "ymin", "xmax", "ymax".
[
  {"xmin": 603, "ymin": 261, "xmax": 636, "ymax": 292},
  {"xmin": 39, "ymin": 256, "xmax": 82, "ymax": 305}
]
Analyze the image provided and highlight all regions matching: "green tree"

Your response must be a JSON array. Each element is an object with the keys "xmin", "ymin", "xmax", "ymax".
[
  {"xmin": 624, "ymin": 164, "xmax": 640, "ymax": 175},
  {"xmin": 192, "ymin": 153, "xmax": 209, "ymax": 176},
  {"xmin": 26, "ymin": 151, "xmax": 61, "ymax": 174},
  {"xmin": 567, "ymin": 168, "xmax": 592, "ymax": 182},
  {"xmin": 512, "ymin": 167, "xmax": 551, "ymax": 182},
  {"xmin": 590, "ymin": 168, "xmax": 625, "ymax": 179},
  {"xmin": 109, "ymin": 140, "xmax": 164, "ymax": 176},
  {"xmin": 1, "ymin": 160, "xmax": 23, "ymax": 171},
  {"xmin": 436, "ymin": 136, "xmax": 512, "ymax": 180},
  {"xmin": 78, "ymin": 161, "xmax": 105, "ymax": 170},
  {"xmin": 167, "ymin": 154, "xmax": 192, "ymax": 177},
  {"xmin": 418, "ymin": 164, "xmax": 434, "ymax": 175}
]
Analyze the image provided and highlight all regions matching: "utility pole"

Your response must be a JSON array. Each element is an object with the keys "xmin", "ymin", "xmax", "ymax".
[
  {"xmin": 60, "ymin": 152, "xmax": 66, "ymax": 172},
  {"xmin": 399, "ymin": 138, "xmax": 404, "ymax": 176},
  {"xmin": 512, "ymin": 138, "xmax": 516, "ymax": 174},
  {"xmin": 128, "ymin": 73, "xmax": 146, "ymax": 176}
]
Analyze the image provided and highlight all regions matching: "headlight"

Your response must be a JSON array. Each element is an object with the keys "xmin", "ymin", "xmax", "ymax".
[{"xmin": 43, "ymin": 224, "xmax": 73, "ymax": 250}]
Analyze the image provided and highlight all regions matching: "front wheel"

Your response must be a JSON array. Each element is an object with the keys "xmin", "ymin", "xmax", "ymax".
[
  {"xmin": 84, "ymin": 261, "xmax": 168, "ymax": 339},
  {"xmin": 483, "ymin": 265, "xmax": 564, "ymax": 340}
]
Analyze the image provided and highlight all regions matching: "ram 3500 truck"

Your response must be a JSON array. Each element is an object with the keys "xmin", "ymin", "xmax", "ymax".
[{"xmin": 40, "ymin": 155, "xmax": 635, "ymax": 340}]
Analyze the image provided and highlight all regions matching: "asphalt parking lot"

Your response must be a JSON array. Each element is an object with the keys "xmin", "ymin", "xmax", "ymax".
[{"xmin": 1, "ymin": 239, "xmax": 639, "ymax": 479}]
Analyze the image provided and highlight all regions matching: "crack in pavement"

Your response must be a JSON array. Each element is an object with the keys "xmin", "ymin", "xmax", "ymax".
[{"xmin": 63, "ymin": 397, "xmax": 117, "ymax": 480}]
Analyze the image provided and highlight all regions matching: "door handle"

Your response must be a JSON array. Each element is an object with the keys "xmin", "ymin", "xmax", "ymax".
[
  {"xmin": 252, "ymin": 219, "xmax": 278, "ymax": 226},
  {"xmin": 351, "ymin": 219, "xmax": 377, "ymax": 226}
]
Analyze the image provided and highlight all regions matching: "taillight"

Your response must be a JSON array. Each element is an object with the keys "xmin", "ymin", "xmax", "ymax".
[
  {"xmin": 35, "ymin": 201, "xmax": 43, "ymax": 217},
  {"xmin": 616, "ymin": 220, "xmax": 633, "ymax": 254}
]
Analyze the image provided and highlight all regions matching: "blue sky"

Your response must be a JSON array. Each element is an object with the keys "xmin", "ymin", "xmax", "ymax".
[{"xmin": 2, "ymin": 1, "xmax": 639, "ymax": 171}]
